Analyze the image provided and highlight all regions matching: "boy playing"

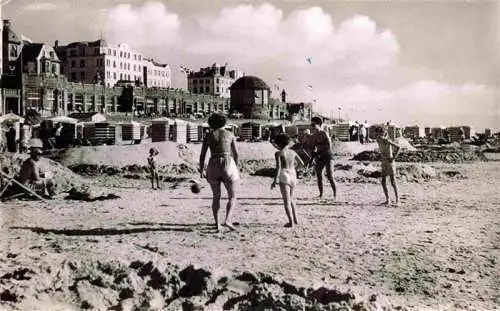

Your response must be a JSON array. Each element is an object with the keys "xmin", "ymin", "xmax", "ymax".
[
  {"xmin": 375, "ymin": 126, "xmax": 401, "ymax": 205},
  {"xmin": 147, "ymin": 147, "xmax": 160, "ymax": 189},
  {"xmin": 271, "ymin": 134, "xmax": 304, "ymax": 228}
]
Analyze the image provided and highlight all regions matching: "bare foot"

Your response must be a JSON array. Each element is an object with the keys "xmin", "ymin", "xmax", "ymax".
[
  {"xmin": 223, "ymin": 223, "xmax": 237, "ymax": 231},
  {"xmin": 293, "ymin": 219, "xmax": 298, "ymax": 225},
  {"xmin": 382, "ymin": 200, "xmax": 391, "ymax": 205},
  {"xmin": 284, "ymin": 222, "xmax": 293, "ymax": 228},
  {"xmin": 215, "ymin": 225, "xmax": 221, "ymax": 233}
]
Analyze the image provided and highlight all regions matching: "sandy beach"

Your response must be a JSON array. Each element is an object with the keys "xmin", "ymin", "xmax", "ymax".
[{"xmin": 0, "ymin": 143, "xmax": 498, "ymax": 310}]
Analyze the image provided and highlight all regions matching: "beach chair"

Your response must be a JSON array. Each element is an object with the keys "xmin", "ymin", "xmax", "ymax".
[{"xmin": 0, "ymin": 170, "xmax": 47, "ymax": 201}]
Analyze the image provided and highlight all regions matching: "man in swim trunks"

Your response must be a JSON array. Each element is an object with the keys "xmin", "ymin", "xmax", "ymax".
[
  {"xmin": 199, "ymin": 113, "xmax": 240, "ymax": 232},
  {"xmin": 375, "ymin": 126, "xmax": 401, "ymax": 205},
  {"xmin": 306, "ymin": 117, "xmax": 337, "ymax": 200},
  {"xmin": 271, "ymin": 134, "xmax": 304, "ymax": 228}
]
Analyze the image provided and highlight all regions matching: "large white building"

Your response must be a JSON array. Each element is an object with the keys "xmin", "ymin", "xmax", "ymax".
[
  {"xmin": 187, "ymin": 63, "xmax": 244, "ymax": 99},
  {"xmin": 54, "ymin": 40, "xmax": 170, "ymax": 88},
  {"xmin": 143, "ymin": 58, "xmax": 171, "ymax": 88}
]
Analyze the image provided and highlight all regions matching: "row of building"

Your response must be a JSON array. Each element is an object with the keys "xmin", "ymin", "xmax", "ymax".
[{"xmin": 0, "ymin": 19, "xmax": 313, "ymax": 122}]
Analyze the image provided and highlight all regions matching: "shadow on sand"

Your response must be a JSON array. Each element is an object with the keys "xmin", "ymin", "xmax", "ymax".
[{"xmin": 10, "ymin": 223, "xmax": 213, "ymax": 236}]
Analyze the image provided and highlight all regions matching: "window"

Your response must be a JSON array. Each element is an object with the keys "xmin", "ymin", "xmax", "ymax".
[
  {"xmin": 138, "ymin": 55, "xmax": 142, "ymax": 61},
  {"xmin": 107, "ymin": 71, "xmax": 110, "ymax": 78},
  {"xmin": 106, "ymin": 59, "xmax": 110, "ymax": 66},
  {"xmin": 71, "ymin": 72, "xmax": 77, "ymax": 80},
  {"xmin": 113, "ymin": 61, "xmax": 116, "ymax": 68},
  {"xmin": 113, "ymin": 72, "xmax": 117, "ymax": 79},
  {"xmin": 205, "ymin": 86, "xmax": 209, "ymax": 92},
  {"xmin": 49, "ymin": 51, "xmax": 54, "ymax": 59},
  {"xmin": 113, "ymin": 50, "xmax": 116, "ymax": 56},
  {"xmin": 52, "ymin": 64, "xmax": 57, "ymax": 74},
  {"xmin": 70, "ymin": 49, "xmax": 77, "ymax": 57},
  {"xmin": 127, "ymin": 63, "xmax": 130, "ymax": 70},
  {"xmin": 193, "ymin": 87, "xmax": 197, "ymax": 93},
  {"xmin": 120, "ymin": 51, "xmax": 123, "ymax": 57},
  {"xmin": 133, "ymin": 64, "xmax": 136, "ymax": 71},
  {"xmin": 216, "ymin": 78, "xmax": 220, "ymax": 84},
  {"xmin": 193, "ymin": 79, "xmax": 197, "ymax": 85},
  {"xmin": 80, "ymin": 60, "xmax": 85, "ymax": 67},
  {"xmin": 95, "ymin": 48, "xmax": 99, "ymax": 55},
  {"xmin": 71, "ymin": 60, "xmax": 76, "ymax": 67},
  {"xmin": 120, "ymin": 62, "xmax": 123, "ymax": 69},
  {"xmin": 80, "ymin": 72, "xmax": 85, "ymax": 79},
  {"xmin": 108, "ymin": 48, "xmax": 111, "ymax": 54},
  {"xmin": 216, "ymin": 86, "xmax": 220, "ymax": 92}
]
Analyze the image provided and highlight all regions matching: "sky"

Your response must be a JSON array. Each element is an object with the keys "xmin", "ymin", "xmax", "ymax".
[{"xmin": 3, "ymin": 0, "xmax": 500, "ymax": 130}]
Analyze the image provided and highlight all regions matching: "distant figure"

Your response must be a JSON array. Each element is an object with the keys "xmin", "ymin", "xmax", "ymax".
[
  {"xmin": 271, "ymin": 134, "xmax": 304, "ymax": 228},
  {"xmin": 459, "ymin": 127, "xmax": 465, "ymax": 143},
  {"xmin": 359, "ymin": 124, "xmax": 367, "ymax": 144},
  {"xmin": 199, "ymin": 113, "xmax": 240, "ymax": 232},
  {"xmin": 54, "ymin": 123, "xmax": 63, "ymax": 148},
  {"xmin": 6, "ymin": 124, "xmax": 17, "ymax": 153},
  {"xmin": 306, "ymin": 117, "xmax": 337, "ymax": 200},
  {"xmin": 147, "ymin": 147, "xmax": 160, "ymax": 189},
  {"xmin": 375, "ymin": 126, "xmax": 401, "ymax": 205},
  {"xmin": 18, "ymin": 143, "xmax": 55, "ymax": 198}
]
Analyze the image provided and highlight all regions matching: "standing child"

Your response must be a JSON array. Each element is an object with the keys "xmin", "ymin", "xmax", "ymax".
[
  {"xmin": 375, "ymin": 126, "xmax": 401, "ymax": 205},
  {"xmin": 271, "ymin": 134, "xmax": 304, "ymax": 228},
  {"xmin": 147, "ymin": 147, "xmax": 160, "ymax": 189}
]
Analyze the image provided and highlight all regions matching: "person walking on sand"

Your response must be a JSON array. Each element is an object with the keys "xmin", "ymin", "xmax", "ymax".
[
  {"xmin": 375, "ymin": 126, "xmax": 401, "ymax": 205},
  {"xmin": 147, "ymin": 147, "xmax": 160, "ymax": 189},
  {"xmin": 199, "ymin": 113, "xmax": 240, "ymax": 232},
  {"xmin": 271, "ymin": 134, "xmax": 304, "ymax": 228},
  {"xmin": 306, "ymin": 117, "xmax": 337, "ymax": 200}
]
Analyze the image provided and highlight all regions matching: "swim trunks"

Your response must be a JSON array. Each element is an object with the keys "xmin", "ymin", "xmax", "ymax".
[
  {"xmin": 278, "ymin": 168, "xmax": 297, "ymax": 187},
  {"xmin": 206, "ymin": 155, "xmax": 240, "ymax": 184}
]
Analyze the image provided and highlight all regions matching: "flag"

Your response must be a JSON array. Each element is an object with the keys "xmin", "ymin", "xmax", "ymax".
[
  {"xmin": 277, "ymin": 77, "xmax": 283, "ymax": 81},
  {"xmin": 307, "ymin": 85, "xmax": 313, "ymax": 89},
  {"xmin": 306, "ymin": 57, "xmax": 312, "ymax": 64}
]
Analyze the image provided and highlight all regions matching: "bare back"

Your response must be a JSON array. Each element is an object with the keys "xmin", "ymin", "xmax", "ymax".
[
  {"xmin": 276, "ymin": 148, "xmax": 301, "ymax": 170},
  {"xmin": 205, "ymin": 128, "xmax": 235, "ymax": 158}
]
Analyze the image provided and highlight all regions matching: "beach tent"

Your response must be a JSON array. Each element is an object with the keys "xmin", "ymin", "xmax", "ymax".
[
  {"xmin": 0, "ymin": 113, "xmax": 24, "ymax": 125},
  {"xmin": 50, "ymin": 116, "xmax": 78, "ymax": 124}
]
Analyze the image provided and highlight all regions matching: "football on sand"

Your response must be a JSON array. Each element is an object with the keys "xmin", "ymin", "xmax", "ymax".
[{"xmin": 190, "ymin": 182, "xmax": 201, "ymax": 194}]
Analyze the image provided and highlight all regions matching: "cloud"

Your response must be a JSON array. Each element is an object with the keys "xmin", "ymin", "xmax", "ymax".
[
  {"xmin": 186, "ymin": 4, "xmax": 399, "ymax": 73},
  {"xmin": 23, "ymin": 2, "xmax": 57, "ymax": 11},
  {"xmin": 105, "ymin": 2, "xmax": 181, "ymax": 49}
]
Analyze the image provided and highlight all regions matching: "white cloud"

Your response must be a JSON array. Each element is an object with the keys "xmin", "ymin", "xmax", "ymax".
[
  {"xmin": 186, "ymin": 4, "xmax": 399, "ymax": 72},
  {"xmin": 23, "ymin": 2, "xmax": 57, "ymax": 11},
  {"xmin": 105, "ymin": 2, "xmax": 181, "ymax": 49}
]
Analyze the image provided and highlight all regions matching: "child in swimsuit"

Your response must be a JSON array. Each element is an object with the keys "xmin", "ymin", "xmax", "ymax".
[
  {"xmin": 147, "ymin": 147, "xmax": 160, "ymax": 189},
  {"xmin": 271, "ymin": 134, "xmax": 304, "ymax": 228}
]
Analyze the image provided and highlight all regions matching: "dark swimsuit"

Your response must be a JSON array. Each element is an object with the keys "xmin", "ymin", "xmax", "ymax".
[{"xmin": 314, "ymin": 131, "xmax": 333, "ymax": 166}]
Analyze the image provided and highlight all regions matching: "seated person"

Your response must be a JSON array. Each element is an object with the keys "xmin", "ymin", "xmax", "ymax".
[{"xmin": 17, "ymin": 146, "xmax": 55, "ymax": 197}]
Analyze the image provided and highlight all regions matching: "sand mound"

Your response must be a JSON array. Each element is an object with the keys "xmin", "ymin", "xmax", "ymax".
[
  {"xmin": 0, "ymin": 153, "xmax": 88, "ymax": 194},
  {"xmin": 59, "ymin": 141, "xmax": 279, "ymax": 168},
  {"xmin": 352, "ymin": 150, "xmax": 485, "ymax": 163},
  {"xmin": 0, "ymin": 259, "xmax": 406, "ymax": 311},
  {"xmin": 331, "ymin": 142, "xmax": 378, "ymax": 156}
]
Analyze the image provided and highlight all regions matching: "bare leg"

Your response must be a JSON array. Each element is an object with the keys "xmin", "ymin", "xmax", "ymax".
[
  {"xmin": 314, "ymin": 163, "xmax": 325, "ymax": 198},
  {"xmin": 222, "ymin": 179, "xmax": 237, "ymax": 231},
  {"xmin": 290, "ymin": 185, "xmax": 298, "ymax": 225},
  {"xmin": 325, "ymin": 160, "xmax": 337, "ymax": 200},
  {"xmin": 390, "ymin": 175, "xmax": 399, "ymax": 205},
  {"xmin": 381, "ymin": 176, "xmax": 390, "ymax": 204},
  {"xmin": 279, "ymin": 184, "xmax": 294, "ymax": 227},
  {"xmin": 209, "ymin": 182, "xmax": 222, "ymax": 232}
]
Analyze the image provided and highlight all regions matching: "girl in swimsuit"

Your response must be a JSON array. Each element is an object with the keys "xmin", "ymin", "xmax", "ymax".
[
  {"xmin": 271, "ymin": 134, "xmax": 304, "ymax": 228},
  {"xmin": 306, "ymin": 117, "xmax": 337, "ymax": 200},
  {"xmin": 199, "ymin": 113, "xmax": 240, "ymax": 232}
]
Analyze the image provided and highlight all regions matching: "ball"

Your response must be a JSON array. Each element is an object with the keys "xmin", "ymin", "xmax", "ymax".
[{"xmin": 190, "ymin": 182, "xmax": 201, "ymax": 194}]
